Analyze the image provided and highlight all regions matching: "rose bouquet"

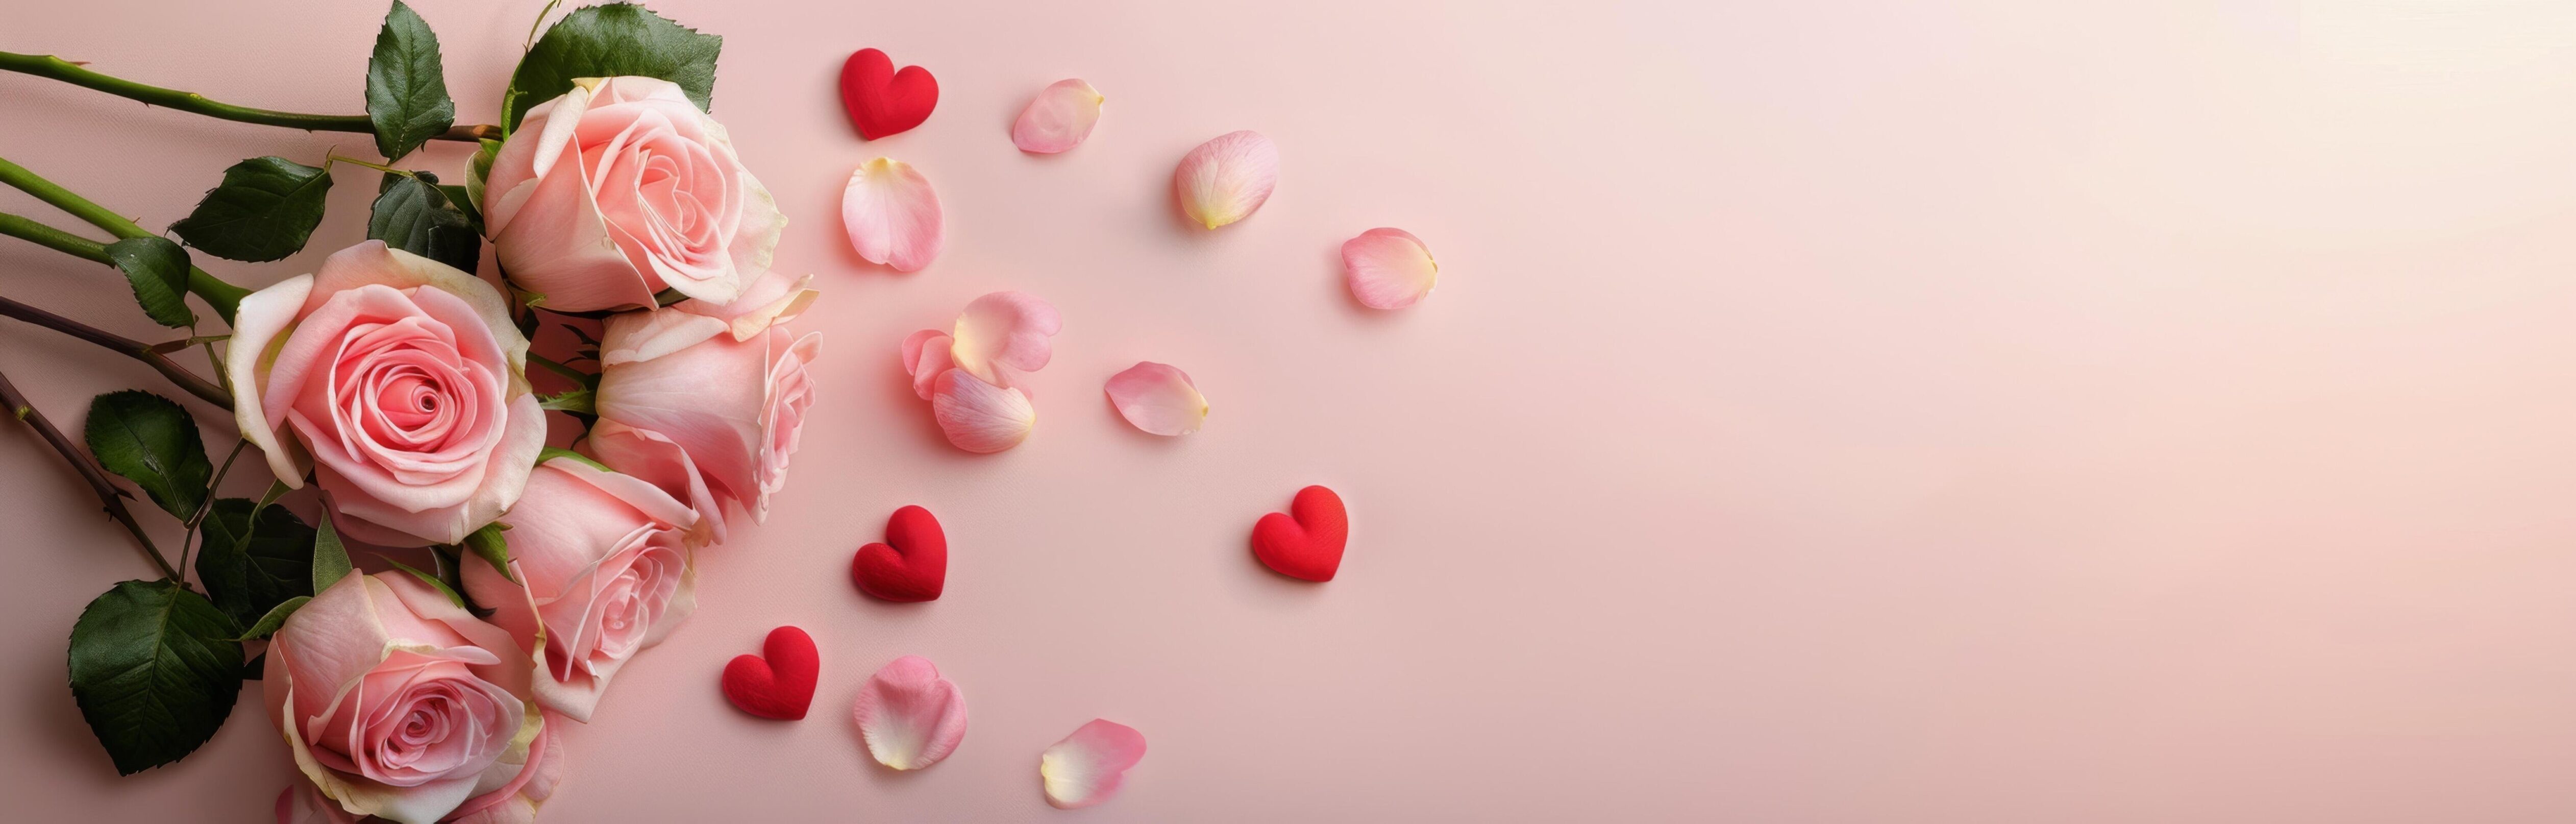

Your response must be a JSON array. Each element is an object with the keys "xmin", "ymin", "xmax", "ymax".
[{"xmin": 1, "ymin": 4, "xmax": 812, "ymax": 821}]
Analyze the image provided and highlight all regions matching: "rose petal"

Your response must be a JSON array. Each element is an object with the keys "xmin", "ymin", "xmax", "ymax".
[
  {"xmin": 900, "ymin": 330, "xmax": 956, "ymax": 400},
  {"xmin": 931, "ymin": 369, "xmax": 1034, "ymax": 453},
  {"xmin": 1104, "ymin": 362, "xmax": 1207, "ymax": 435},
  {"xmin": 850, "ymin": 656, "xmax": 969, "ymax": 770},
  {"xmin": 1039, "ymin": 719, "xmax": 1147, "ymax": 809},
  {"xmin": 1174, "ymin": 130, "xmax": 1277, "ymax": 229},
  {"xmin": 948, "ymin": 291, "xmax": 1061, "ymax": 387},
  {"xmin": 840, "ymin": 157, "xmax": 944, "ymax": 272},
  {"xmin": 1342, "ymin": 228, "xmax": 1439, "ymax": 309},
  {"xmin": 1012, "ymin": 79, "xmax": 1104, "ymax": 154}
]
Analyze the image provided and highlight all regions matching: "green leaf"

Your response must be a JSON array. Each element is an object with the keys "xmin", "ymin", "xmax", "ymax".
[
  {"xmin": 382, "ymin": 559, "xmax": 466, "ymax": 609},
  {"xmin": 232, "ymin": 595, "xmax": 308, "ymax": 641},
  {"xmin": 82, "ymin": 391, "xmax": 210, "ymax": 519},
  {"xmin": 364, "ymin": 0, "xmax": 456, "ymax": 161},
  {"xmin": 536, "ymin": 387, "xmax": 595, "ymax": 415},
  {"xmin": 311, "ymin": 504, "xmax": 351, "ymax": 594},
  {"xmin": 68, "ymin": 580, "xmax": 244, "ymax": 774},
  {"xmin": 194, "ymin": 498, "xmax": 316, "ymax": 626},
  {"xmin": 536, "ymin": 446, "xmax": 609, "ymax": 471},
  {"xmin": 256, "ymin": 479, "xmax": 291, "ymax": 507},
  {"xmin": 438, "ymin": 183, "xmax": 482, "ymax": 230},
  {"xmin": 463, "ymin": 522, "xmax": 512, "ymax": 582},
  {"xmin": 504, "ymin": 3, "xmax": 720, "ymax": 130},
  {"xmin": 169, "ymin": 157, "xmax": 333, "ymax": 262},
  {"xmin": 366, "ymin": 172, "xmax": 480, "ymax": 273},
  {"xmin": 102, "ymin": 237, "xmax": 195, "ymax": 327},
  {"xmin": 465, "ymin": 138, "xmax": 502, "ymax": 214}
]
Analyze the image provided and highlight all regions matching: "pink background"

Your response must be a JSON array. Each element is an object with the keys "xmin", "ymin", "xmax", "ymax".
[{"xmin": 5, "ymin": 1, "xmax": 2574, "ymax": 820}]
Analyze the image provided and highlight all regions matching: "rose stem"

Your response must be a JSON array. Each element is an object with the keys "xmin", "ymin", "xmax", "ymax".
[
  {"xmin": 0, "ymin": 367, "xmax": 181, "ymax": 582},
  {"xmin": 0, "ymin": 157, "xmax": 252, "ymax": 324},
  {"xmin": 0, "ymin": 288, "xmax": 234, "ymax": 410},
  {"xmin": 0, "ymin": 52, "xmax": 499, "ymax": 142}
]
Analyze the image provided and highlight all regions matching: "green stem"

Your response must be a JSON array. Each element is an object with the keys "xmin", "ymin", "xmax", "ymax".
[
  {"xmin": 0, "ymin": 156, "xmax": 250, "ymax": 323},
  {"xmin": 177, "ymin": 439, "xmax": 249, "ymax": 580},
  {"xmin": 0, "ymin": 367, "xmax": 180, "ymax": 582},
  {"xmin": 0, "ymin": 52, "xmax": 499, "ymax": 143}
]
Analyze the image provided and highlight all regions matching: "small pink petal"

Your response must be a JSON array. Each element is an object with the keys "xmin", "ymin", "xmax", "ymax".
[
  {"xmin": 1342, "ymin": 228, "xmax": 1440, "ymax": 309},
  {"xmin": 1039, "ymin": 719, "xmax": 1147, "ymax": 809},
  {"xmin": 851, "ymin": 656, "xmax": 969, "ymax": 770},
  {"xmin": 932, "ymin": 369, "xmax": 1035, "ymax": 453},
  {"xmin": 900, "ymin": 329, "xmax": 956, "ymax": 400},
  {"xmin": 1173, "ymin": 130, "xmax": 1278, "ymax": 229},
  {"xmin": 841, "ymin": 157, "xmax": 944, "ymax": 272},
  {"xmin": 949, "ymin": 291, "xmax": 1061, "ymax": 387},
  {"xmin": 1013, "ymin": 79, "xmax": 1104, "ymax": 154},
  {"xmin": 1104, "ymin": 362, "xmax": 1207, "ymax": 436}
]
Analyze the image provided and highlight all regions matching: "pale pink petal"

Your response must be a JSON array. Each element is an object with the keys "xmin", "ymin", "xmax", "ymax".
[
  {"xmin": 1039, "ymin": 719, "xmax": 1147, "ymax": 809},
  {"xmin": 931, "ymin": 369, "xmax": 1034, "ymax": 454},
  {"xmin": 900, "ymin": 330, "xmax": 956, "ymax": 400},
  {"xmin": 948, "ymin": 291, "xmax": 1061, "ymax": 387},
  {"xmin": 840, "ymin": 158, "xmax": 944, "ymax": 272},
  {"xmin": 227, "ymin": 274, "xmax": 315, "ymax": 487},
  {"xmin": 850, "ymin": 656, "xmax": 969, "ymax": 770},
  {"xmin": 1343, "ymin": 228, "xmax": 1439, "ymax": 309},
  {"xmin": 1012, "ymin": 79, "xmax": 1104, "ymax": 154},
  {"xmin": 1104, "ymin": 362, "xmax": 1207, "ymax": 436},
  {"xmin": 1173, "ymin": 130, "xmax": 1277, "ymax": 229},
  {"xmin": 679, "ymin": 270, "xmax": 817, "ymax": 341}
]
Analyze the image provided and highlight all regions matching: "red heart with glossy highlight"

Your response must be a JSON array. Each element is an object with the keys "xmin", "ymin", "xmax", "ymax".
[
  {"xmin": 839, "ymin": 48, "xmax": 937, "ymax": 139},
  {"xmin": 721, "ymin": 626, "xmax": 819, "ymax": 720},
  {"xmin": 852, "ymin": 504, "xmax": 947, "ymax": 602},
  {"xmin": 1251, "ymin": 485, "xmax": 1347, "ymax": 581}
]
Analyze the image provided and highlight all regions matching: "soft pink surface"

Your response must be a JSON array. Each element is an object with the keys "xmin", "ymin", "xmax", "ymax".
[{"xmin": 4, "ymin": 1, "xmax": 2574, "ymax": 821}]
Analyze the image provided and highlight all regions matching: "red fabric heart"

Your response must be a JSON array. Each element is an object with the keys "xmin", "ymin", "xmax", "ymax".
[
  {"xmin": 839, "ymin": 48, "xmax": 937, "ymax": 140},
  {"xmin": 721, "ymin": 626, "xmax": 820, "ymax": 720},
  {"xmin": 851, "ymin": 504, "xmax": 947, "ymax": 602},
  {"xmin": 1251, "ymin": 486, "xmax": 1348, "ymax": 581}
]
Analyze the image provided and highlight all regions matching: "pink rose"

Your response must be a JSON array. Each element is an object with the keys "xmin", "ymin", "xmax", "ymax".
[
  {"xmin": 275, "ymin": 711, "xmax": 565, "ymax": 824},
  {"xmin": 227, "ymin": 241, "xmax": 544, "ymax": 546},
  {"xmin": 484, "ymin": 76, "xmax": 785, "ymax": 311},
  {"xmin": 265, "ymin": 573, "xmax": 543, "ymax": 824},
  {"xmin": 587, "ymin": 311, "xmax": 819, "ymax": 535},
  {"xmin": 463, "ymin": 456, "xmax": 698, "ymax": 721},
  {"xmin": 438, "ymin": 709, "xmax": 571, "ymax": 824}
]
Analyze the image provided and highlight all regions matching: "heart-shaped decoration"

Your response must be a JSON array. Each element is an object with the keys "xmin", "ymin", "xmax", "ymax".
[
  {"xmin": 1251, "ymin": 485, "xmax": 1347, "ymax": 581},
  {"xmin": 839, "ymin": 48, "xmax": 938, "ymax": 140},
  {"xmin": 722, "ymin": 626, "xmax": 820, "ymax": 720},
  {"xmin": 852, "ymin": 505, "xmax": 947, "ymax": 602}
]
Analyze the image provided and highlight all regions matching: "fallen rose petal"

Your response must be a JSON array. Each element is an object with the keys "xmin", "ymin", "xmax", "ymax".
[
  {"xmin": 900, "ymin": 329, "xmax": 957, "ymax": 400},
  {"xmin": 932, "ymin": 369, "xmax": 1035, "ymax": 453},
  {"xmin": 841, "ymin": 157, "xmax": 944, "ymax": 272},
  {"xmin": 1173, "ymin": 130, "xmax": 1278, "ymax": 229},
  {"xmin": 1040, "ymin": 719, "xmax": 1148, "ymax": 809},
  {"xmin": 1342, "ymin": 228, "xmax": 1440, "ymax": 309},
  {"xmin": 1012, "ymin": 79, "xmax": 1104, "ymax": 154},
  {"xmin": 851, "ymin": 656, "xmax": 969, "ymax": 770},
  {"xmin": 1104, "ymin": 362, "xmax": 1207, "ymax": 435},
  {"xmin": 949, "ymin": 291, "xmax": 1061, "ymax": 387}
]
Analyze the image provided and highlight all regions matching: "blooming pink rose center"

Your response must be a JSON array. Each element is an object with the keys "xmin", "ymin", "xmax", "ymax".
[
  {"xmin": 319, "ymin": 656, "xmax": 520, "ymax": 788},
  {"xmin": 582, "ymin": 106, "xmax": 744, "ymax": 289},
  {"xmin": 544, "ymin": 531, "xmax": 687, "ymax": 681}
]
